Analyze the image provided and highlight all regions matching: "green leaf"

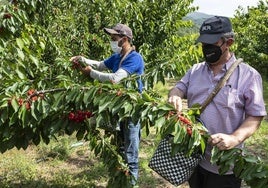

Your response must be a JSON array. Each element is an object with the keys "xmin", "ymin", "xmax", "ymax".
[
  {"xmin": 66, "ymin": 89, "xmax": 79, "ymax": 102},
  {"xmin": 200, "ymin": 137, "xmax": 206, "ymax": 154},
  {"xmin": 218, "ymin": 156, "xmax": 237, "ymax": 175},
  {"xmin": 31, "ymin": 101, "xmax": 40, "ymax": 121},
  {"xmin": 131, "ymin": 105, "xmax": 141, "ymax": 125},
  {"xmin": 94, "ymin": 143, "xmax": 102, "ymax": 156},
  {"xmin": 157, "ymin": 104, "xmax": 174, "ymax": 111},
  {"xmin": 244, "ymin": 155, "xmax": 259, "ymax": 163},
  {"xmin": 8, "ymin": 82, "xmax": 19, "ymax": 92},
  {"xmin": 154, "ymin": 116, "xmax": 166, "ymax": 128},
  {"xmin": 30, "ymin": 55, "xmax": 39, "ymax": 68},
  {"xmin": 52, "ymin": 92, "xmax": 65, "ymax": 110},
  {"xmin": 240, "ymin": 163, "xmax": 259, "ymax": 181},
  {"xmin": 109, "ymin": 96, "xmax": 122, "ymax": 111},
  {"xmin": 123, "ymin": 102, "xmax": 133, "ymax": 114},
  {"xmin": 17, "ymin": 49, "xmax": 25, "ymax": 60},
  {"xmin": 211, "ymin": 147, "xmax": 224, "ymax": 164},
  {"xmin": 16, "ymin": 38, "xmax": 24, "ymax": 50},
  {"xmin": 75, "ymin": 92, "xmax": 84, "ymax": 107},
  {"xmin": 9, "ymin": 112, "xmax": 18, "ymax": 126},
  {"xmin": 76, "ymin": 127, "xmax": 86, "ymax": 140},
  {"xmin": 50, "ymin": 119, "xmax": 64, "ymax": 135},
  {"xmin": 98, "ymin": 99, "xmax": 112, "ymax": 113},
  {"xmin": 0, "ymin": 108, "xmax": 9, "ymax": 124},
  {"xmin": 15, "ymin": 67, "xmax": 26, "ymax": 79},
  {"xmin": 95, "ymin": 114, "xmax": 104, "ymax": 128},
  {"xmin": 111, "ymin": 99, "xmax": 124, "ymax": 115},
  {"xmin": 187, "ymin": 129, "xmax": 200, "ymax": 153},
  {"xmin": 19, "ymin": 104, "xmax": 30, "ymax": 127},
  {"xmin": 173, "ymin": 123, "xmax": 184, "ymax": 144},
  {"xmin": 233, "ymin": 158, "xmax": 245, "ymax": 176},
  {"xmin": 36, "ymin": 100, "xmax": 43, "ymax": 114},
  {"xmin": 40, "ymin": 41, "xmax": 45, "ymax": 50},
  {"xmin": 141, "ymin": 105, "xmax": 151, "ymax": 118},
  {"xmin": 11, "ymin": 98, "xmax": 19, "ymax": 112},
  {"xmin": 127, "ymin": 92, "xmax": 138, "ymax": 101},
  {"xmin": 83, "ymin": 87, "xmax": 97, "ymax": 104},
  {"xmin": 250, "ymin": 164, "xmax": 267, "ymax": 179}
]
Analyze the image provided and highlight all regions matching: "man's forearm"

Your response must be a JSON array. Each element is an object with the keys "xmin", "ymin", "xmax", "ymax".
[
  {"xmin": 90, "ymin": 68, "xmax": 128, "ymax": 83},
  {"xmin": 232, "ymin": 116, "xmax": 263, "ymax": 144},
  {"xmin": 82, "ymin": 58, "xmax": 107, "ymax": 71},
  {"xmin": 168, "ymin": 87, "xmax": 184, "ymax": 98}
]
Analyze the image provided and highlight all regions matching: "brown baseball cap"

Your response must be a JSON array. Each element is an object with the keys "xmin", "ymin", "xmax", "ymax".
[{"xmin": 104, "ymin": 23, "xmax": 133, "ymax": 39}]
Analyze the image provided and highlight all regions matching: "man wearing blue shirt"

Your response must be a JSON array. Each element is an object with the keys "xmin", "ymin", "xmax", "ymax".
[{"xmin": 70, "ymin": 23, "xmax": 144, "ymax": 185}]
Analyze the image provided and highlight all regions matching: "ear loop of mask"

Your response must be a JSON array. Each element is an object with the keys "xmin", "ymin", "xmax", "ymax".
[
  {"xmin": 220, "ymin": 38, "xmax": 228, "ymax": 56},
  {"xmin": 118, "ymin": 36, "xmax": 127, "ymax": 47}
]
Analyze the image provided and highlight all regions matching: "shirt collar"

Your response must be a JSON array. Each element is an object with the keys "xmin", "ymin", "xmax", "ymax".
[{"xmin": 205, "ymin": 53, "xmax": 237, "ymax": 71}]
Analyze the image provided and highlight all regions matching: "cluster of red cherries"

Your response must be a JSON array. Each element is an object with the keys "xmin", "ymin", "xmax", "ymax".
[
  {"xmin": 71, "ymin": 61, "xmax": 81, "ymax": 70},
  {"xmin": 68, "ymin": 110, "xmax": 93, "ymax": 123},
  {"xmin": 178, "ymin": 115, "xmax": 193, "ymax": 136},
  {"xmin": 8, "ymin": 89, "xmax": 44, "ymax": 110}
]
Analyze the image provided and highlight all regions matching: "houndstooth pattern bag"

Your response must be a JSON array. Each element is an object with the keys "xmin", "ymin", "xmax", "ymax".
[{"xmin": 148, "ymin": 135, "xmax": 202, "ymax": 186}]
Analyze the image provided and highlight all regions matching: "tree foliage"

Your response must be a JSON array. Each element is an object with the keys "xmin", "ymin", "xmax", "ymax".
[
  {"xmin": 232, "ymin": 0, "xmax": 268, "ymax": 77},
  {"xmin": 1, "ymin": 0, "xmax": 268, "ymax": 187},
  {"xmin": 0, "ymin": 0, "xmax": 201, "ymax": 186}
]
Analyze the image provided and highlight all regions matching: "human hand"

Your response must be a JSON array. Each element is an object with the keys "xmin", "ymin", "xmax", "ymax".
[
  {"xmin": 168, "ymin": 95, "xmax": 183, "ymax": 112},
  {"xmin": 70, "ymin": 56, "xmax": 83, "ymax": 63},
  {"xmin": 208, "ymin": 133, "xmax": 240, "ymax": 150},
  {"xmin": 81, "ymin": 66, "xmax": 92, "ymax": 75},
  {"xmin": 70, "ymin": 56, "xmax": 88, "ymax": 69}
]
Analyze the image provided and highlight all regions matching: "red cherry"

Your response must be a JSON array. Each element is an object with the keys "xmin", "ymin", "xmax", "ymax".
[
  {"xmin": 178, "ymin": 115, "xmax": 191, "ymax": 125},
  {"xmin": 17, "ymin": 98, "xmax": 24, "ymax": 106},
  {"xmin": 68, "ymin": 112, "xmax": 75, "ymax": 120},
  {"xmin": 186, "ymin": 127, "xmax": 192, "ymax": 136},
  {"xmin": 3, "ymin": 13, "xmax": 12, "ymax": 19},
  {"xmin": 27, "ymin": 89, "xmax": 35, "ymax": 96},
  {"xmin": 31, "ymin": 96, "xmax": 38, "ymax": 101},
  {"xmin": 25, "ymin": 102, "xmax": 31, "ymax": 110}
]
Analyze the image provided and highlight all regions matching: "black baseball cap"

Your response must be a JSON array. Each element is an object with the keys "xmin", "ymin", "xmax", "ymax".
[{"xmin": 197, "ymin": 16, "xmax": 233, "ymax": 44}]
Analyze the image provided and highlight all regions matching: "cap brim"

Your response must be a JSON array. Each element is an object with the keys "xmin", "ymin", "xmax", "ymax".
[
  {"xmin": 104, "ymin": 28, "xmax": 120, "ymax": 35},
  {"xmin": 196, "ymin": 33, "xmax": 223, "ymax": 44}
]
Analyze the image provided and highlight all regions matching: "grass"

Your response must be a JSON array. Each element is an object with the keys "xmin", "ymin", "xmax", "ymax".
[
  {"xmin": 0, "ymin": 135, "xmax": 109, "ymax": 188},
  {"xmin": 0, "ymin": 132, "xmax": 173, "ymax": 188},
  {"xmin": 0, "ymin": 80, "xmax": 267, "ymax": 188},
  {"xmin": 244, "ymin": 79, "xmax": 268, "ymax": 163},
  {"xmin": 263, "ymin": 80, "xmax": 268, "ymax": 113}
]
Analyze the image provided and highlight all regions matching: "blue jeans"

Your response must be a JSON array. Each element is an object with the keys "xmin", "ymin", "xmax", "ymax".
[{"xmin": 119, "ymin": 120, "xmax": 141, "ymax": 183}]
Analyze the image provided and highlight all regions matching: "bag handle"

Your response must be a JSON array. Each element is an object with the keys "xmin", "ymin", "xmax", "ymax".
[
  {"xmin": 118, "ymin": 47, "xmax": 134, "ymax": 68},
  {"xmin": 200, "ymin": 58, "xmax": 243, "ymax": 113}
]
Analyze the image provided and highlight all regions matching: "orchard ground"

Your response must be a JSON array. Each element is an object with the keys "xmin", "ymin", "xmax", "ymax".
[{"xmin": 0, "ymin": 126, "xmax": 265, "ymax": 188}]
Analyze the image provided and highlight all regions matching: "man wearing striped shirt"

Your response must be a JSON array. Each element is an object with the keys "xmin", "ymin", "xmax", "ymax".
[{"xmin": 168, "ymin": 16, "xmax": 267, "ymax": 188}]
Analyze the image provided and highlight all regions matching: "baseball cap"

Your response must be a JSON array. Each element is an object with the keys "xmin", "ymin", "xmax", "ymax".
[
  {"xmin": 104, "ymin": 23, "xmax": 133, "ymax": 39},
  {"xmin": 196, "ymin": 16, "xmax": 233, "ymax": 44}
]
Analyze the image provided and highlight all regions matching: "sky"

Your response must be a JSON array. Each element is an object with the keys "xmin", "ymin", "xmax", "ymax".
[{"xmin": 192, "ymin": 0, "xmax": 260, "ymax": 17}]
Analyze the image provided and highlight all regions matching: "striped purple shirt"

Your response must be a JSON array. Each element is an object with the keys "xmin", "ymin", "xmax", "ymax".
[{"xmin": 176, "ymin": 54, "xmax": 267, "ymax": 174}]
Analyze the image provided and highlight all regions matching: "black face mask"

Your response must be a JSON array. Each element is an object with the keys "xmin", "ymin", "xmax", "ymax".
[{"xmin": 202, "ymin": 42, "xmax": 224, "ymax": 64}]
